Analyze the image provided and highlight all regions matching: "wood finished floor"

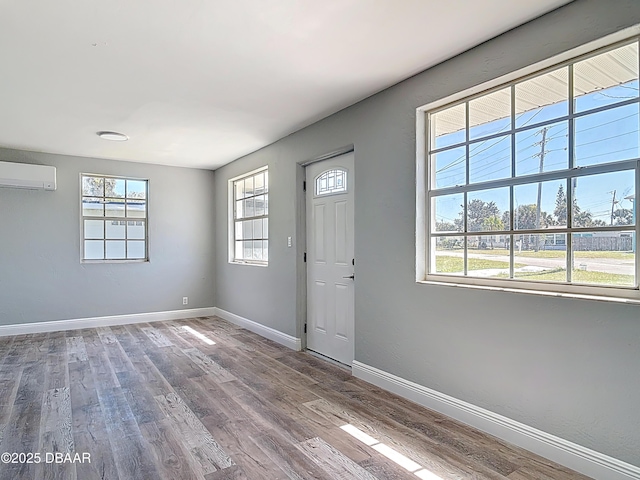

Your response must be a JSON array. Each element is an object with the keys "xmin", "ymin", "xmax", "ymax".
[{"xmin": 0, "ymin": 316, "xmax": 592, "ymax": 480}]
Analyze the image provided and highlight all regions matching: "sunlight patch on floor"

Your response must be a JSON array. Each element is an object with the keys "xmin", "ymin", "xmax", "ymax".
[
  {"xmin": 340, "ymin": 424, "xmax": 444, "ymax": 479},
  {"xmin": 340, "ymin": 423, "xmax": 377, "ymax": 446},
  {"xmin": 182, "ymin": 325, "xmax": 216, "ymax": 345}
]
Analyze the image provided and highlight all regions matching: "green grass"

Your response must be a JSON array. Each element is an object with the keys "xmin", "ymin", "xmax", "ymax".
[
  {"xmin": 436, "ymin": 255, "xmax": 511, "ymax": 273},
  {"xmin": 512, "ymin": 268, "xmax": 635, "ymax": 286},
  {"xmin": 437, "ymin": 254, "xmax": 635, "ymax": 285},
  {"xmin": 436, "ymin": 255, "xmax": 527, "ymax": 273},
  {"xmin": 518, "ymin": 269, "xmax": 635, "ymax": 285},
  {"xmin": 488, "ymin": 249, "xmax": 634, "ymax": 260}
]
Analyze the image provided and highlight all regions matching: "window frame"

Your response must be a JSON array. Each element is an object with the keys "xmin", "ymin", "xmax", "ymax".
[
  {"xmin": 416, "ymin": 27, "xmax": 640, "ymax": 302},
  {"xmin": 80, "ymin": 173, "xmax": 149, "ymax": 263},
  {"xmin": 228, "ymin": 166, "xmax": 269, "ymax": 266}
]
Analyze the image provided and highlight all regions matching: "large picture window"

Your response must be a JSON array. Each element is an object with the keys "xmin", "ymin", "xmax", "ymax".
[
  {"xmin": 231, "ymin": 167, "xmax": 268, "ymax": 264},
  {"xmin": 421, "ymin": 37, "xmax": 640, "ymax": 298},
  {"xmin": 81, "ymin": 174, "xmax": 148, "ymax": 261}
]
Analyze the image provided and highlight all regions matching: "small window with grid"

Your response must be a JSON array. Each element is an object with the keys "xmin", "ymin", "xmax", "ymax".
[
  {"xmin": 81, "ymin": 174, "xmax": 148, "ymax": 261},
  {"xmin": 232, "ymin": 168, "xmax": 268, "ymax": 264}
]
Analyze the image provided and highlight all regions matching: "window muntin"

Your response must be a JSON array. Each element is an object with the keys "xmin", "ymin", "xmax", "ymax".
[
  {"xmin": 233, "ymin": 169, "xmax": 268, "ymax": 264},
  {"xmin": 425, "ymin": 39, "xmax": 639, "ymax": 294},
  {"xmin": 316, "ymin": 168, "xmax": 347, "ymax": 196},
  {"xmin": 81, "ymin": 175, "xmax": 148, "ymax": 261}
]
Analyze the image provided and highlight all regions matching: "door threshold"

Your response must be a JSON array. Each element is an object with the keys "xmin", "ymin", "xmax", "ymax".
[{"xmin": 306, "ymin": 349, "xmax": 352, "ymax": 372}]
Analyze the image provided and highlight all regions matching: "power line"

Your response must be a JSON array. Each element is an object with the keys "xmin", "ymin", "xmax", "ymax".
[
  {"xmin": 436, "ymin": 111, "xmax": 637, "ymax": 174},
  {"xmin": 577, "ymin": 112, "xmax": 638, "ymax": 132},
  {"xmin": 439, "ymin": 142, "xmax": 567, "ymax": 182},
  {"xmin": 575, "ymin": 130, "xmax": 638, "ymax": 148},
  {"xmin": 470, "ymin": 148, "xmax": 568, "ymax": 182},
  {"xmin": 434, "ymin": 108, "xmax": 546, "ymax": 173},
  {"xmin": 439, "ymin": 129, "xmax": 634, "ymax": 183},
  {"xmin": 436, "ymin": 135, "xmax": 509, "ymax": 173},
  {"xmin": 579, "ymin": 146, "xmax": 638, "ymax": 161},
  {"xmin": 433, "ymin": 113, "xmax": 639, "ymax": 184}
]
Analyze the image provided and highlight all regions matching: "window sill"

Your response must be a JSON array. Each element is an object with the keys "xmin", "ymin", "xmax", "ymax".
[
  {"xmin": 229, "ymin": 260, "xmax": 268, "ymax": 267},
  {"xmin": 418, "ymin": 279, "xmax": 640, "ymax": 305},
  {"xmin": 82, "ymin": 259, "xmax": 149, "ymax": 264}
]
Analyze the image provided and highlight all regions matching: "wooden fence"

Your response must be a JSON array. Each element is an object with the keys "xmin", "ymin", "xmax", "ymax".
[{"xmin": 572, "ymin": 236, "xmax": 633, "ymax": 251}]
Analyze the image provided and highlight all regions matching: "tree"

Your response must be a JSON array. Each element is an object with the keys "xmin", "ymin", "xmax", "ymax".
[
  {"xmin": 82, "ymin": 177, "xmax": 119, "ymax": 197},
  {"xmin": 435, "ymin": 221, "xmax": 457, "ymax": 232},
  {"xmin": 501, "ymin": 210, "xmax": 509, "ymax": 230},
  {"xmin": 553, "ymin": 184, "xmax": 598, "ymax": 227},
  {"xmin": 554, "ymin": 184, "xmax": 567, "ymax": 225},
  {"xmin": 501, "ymin": 207, "xmax": 538, "ymax": 231},
  {"xmin": 463, "ymin": 199, "xmax": 501, "ymax": 232},
  {"xmin": 541, "ymin": 211, "xmax": 556, "ymax": 227},
  {"xmin": 482, "ymin": 215, "xmax": 504, "ymax": 232},
  {"xmin": 573, "ymin": 209, "xmax": 593, "ymax": 228},
  {"xmin": 82, "ymin": 177, "xmax": 144, "ymax": 199},
  {"xmin": 511, "ymin": 204, "xmax": 554, "ymax": 230},
  {"xmin": 482, "ymin": 215, "xmax": 504, "ymax": 249},
  {"xmin": 438, "ymin": 237, "xmax": 462, "ymax": 250},
  {"xmin": 613, "ymin": 208, "xmax": 634, "ymax": 226},
  {"xmin": 516, "ymin": 204, "xmax": 538, "ymax": 230},
  {"xmin": 505, "ymin": 204, "xmax": 555, "ymax": 251}
]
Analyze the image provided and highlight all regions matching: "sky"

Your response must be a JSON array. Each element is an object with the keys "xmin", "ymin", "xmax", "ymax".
[{"xmin": 432, "ymin": 77, "xmax": 638, "ymax": 231}]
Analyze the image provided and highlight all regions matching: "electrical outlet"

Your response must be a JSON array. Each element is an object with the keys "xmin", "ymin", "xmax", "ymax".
[
  {"xmin": 287, "ymin": 236, "xmax": 292, "ymax": 247},
  {"xmin": 183, "ymin": 297, "xmax": 188, "ymax": 305}
]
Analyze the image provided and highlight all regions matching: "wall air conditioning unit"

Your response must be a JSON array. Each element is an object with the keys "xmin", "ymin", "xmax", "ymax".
[{"xmin": 0, "ymin": 161, "xmax": 56, "ymax": 191}]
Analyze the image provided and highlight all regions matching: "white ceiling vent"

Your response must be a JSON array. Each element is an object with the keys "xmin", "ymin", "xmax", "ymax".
[{"xmin": 0, "ymin": 161, "xmax": 57, "ymax": 191}]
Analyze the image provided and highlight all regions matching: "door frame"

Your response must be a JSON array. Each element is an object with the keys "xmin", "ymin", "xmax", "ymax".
[{"xmin": 297, "ymin": 145, "xmax": 355, "ymax": 360}]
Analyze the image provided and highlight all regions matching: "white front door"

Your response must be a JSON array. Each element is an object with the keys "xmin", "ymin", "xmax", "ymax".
[{"xmin": 306, "ymin": 152, "xmax": 355, "ymax": 366}]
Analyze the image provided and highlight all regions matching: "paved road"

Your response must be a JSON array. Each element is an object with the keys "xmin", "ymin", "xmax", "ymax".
[{"xmin": 439, "ymin": 250, "xmax": 634, "ymax": 276}]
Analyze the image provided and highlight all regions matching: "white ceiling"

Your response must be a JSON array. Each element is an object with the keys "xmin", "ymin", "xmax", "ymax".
[{"xmin": 0, "ymin": 0, "xmax": 572, "ymax": 170}]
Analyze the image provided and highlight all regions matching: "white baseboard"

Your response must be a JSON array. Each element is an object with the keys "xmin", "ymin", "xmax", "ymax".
[
  {"xmin": 352, "ymin": 361, "xmax": 640, "ymax": 480},
  {"xmin": 214, "ymin": 307, "xmax": 302, "ymax": 351},
  {"xmin": 0, "ymin": 307, "xmax": 217, "ymax": 337}
]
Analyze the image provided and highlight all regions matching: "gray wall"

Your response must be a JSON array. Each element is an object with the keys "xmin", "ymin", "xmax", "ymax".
[
  {"xmin": 214, "ymin": 0, "xmax": 640, "ymax": 467},
  {"xmin": 0, "ymin": 148, "xmax": 216, "ymax": 324}
]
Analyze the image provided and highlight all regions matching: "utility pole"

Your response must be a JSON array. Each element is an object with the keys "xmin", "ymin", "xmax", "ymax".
[
  {"xmin": 533, "ymin": 127, "xmax": 549, "ymax": 251},
  {"xmin": 609, "ymin": 190, "xmax": 617, "ymax": 226}
]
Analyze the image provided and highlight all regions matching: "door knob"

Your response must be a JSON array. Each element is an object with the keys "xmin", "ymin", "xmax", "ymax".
[{"xmin": 343, "ymin": 274, "xmax": 355, "ymax": 280}]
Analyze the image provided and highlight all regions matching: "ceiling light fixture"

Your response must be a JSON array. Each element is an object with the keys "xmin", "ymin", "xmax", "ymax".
[{"xmin": 97, "ymin": 131, "xmax": 128, "ymax": 141}]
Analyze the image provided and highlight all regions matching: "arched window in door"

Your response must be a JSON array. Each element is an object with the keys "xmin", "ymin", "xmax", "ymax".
[{"xmin": 315, "ymin": 168, "xmax": 347, "ymax": 196}]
